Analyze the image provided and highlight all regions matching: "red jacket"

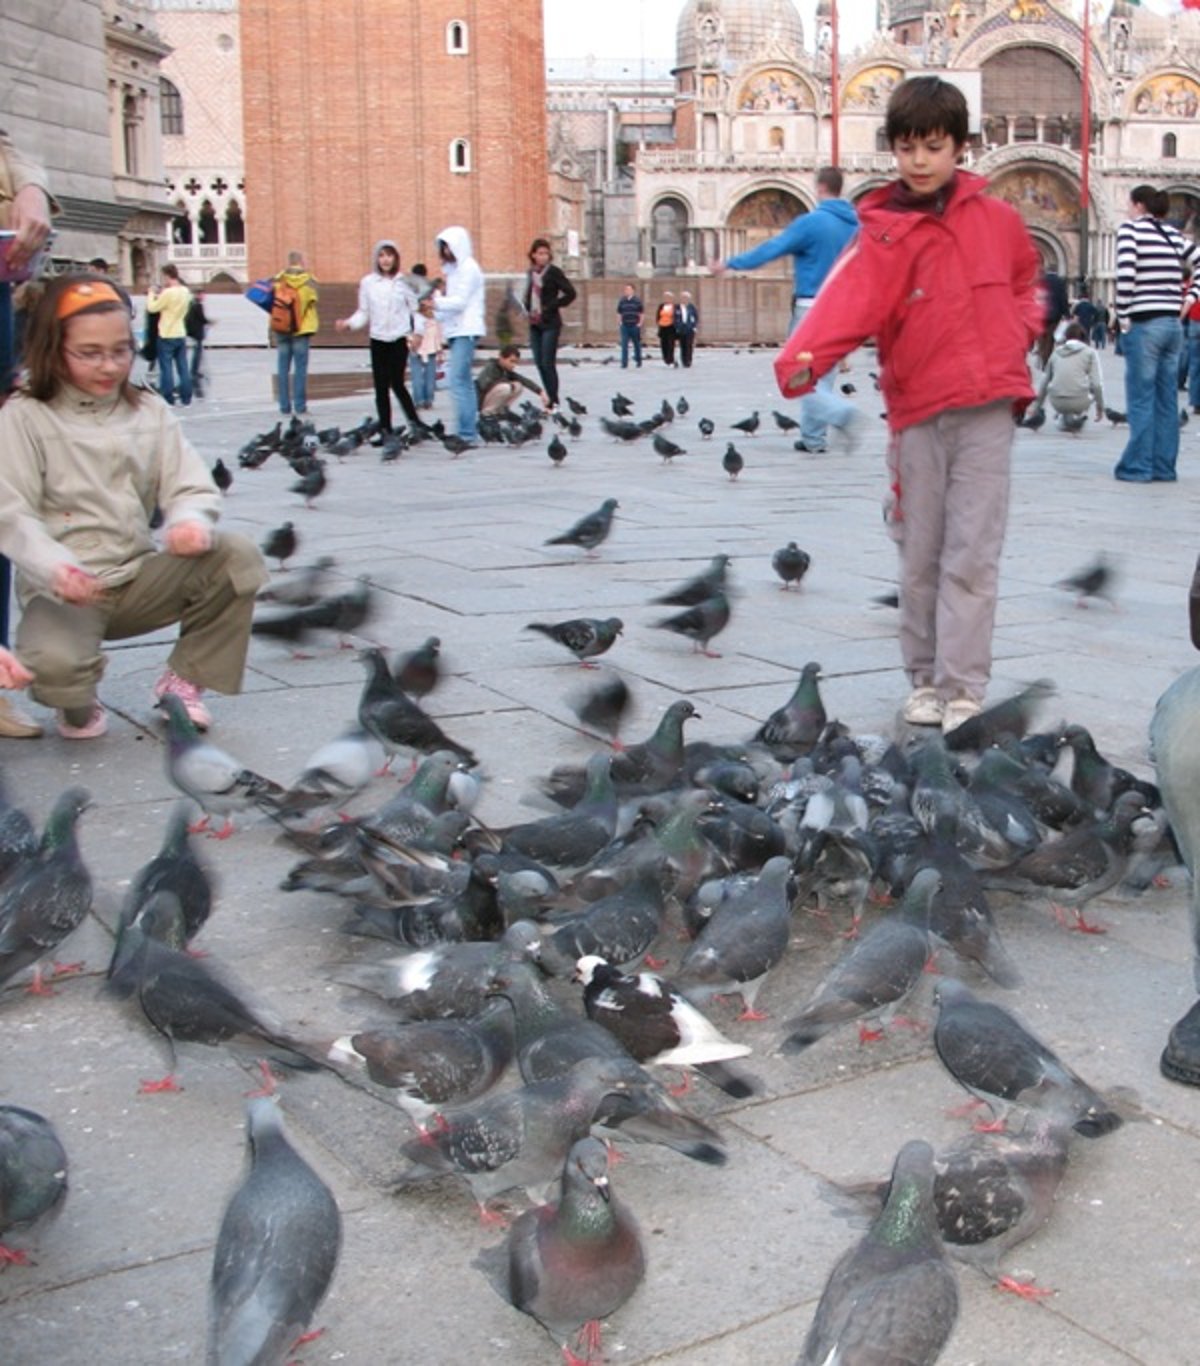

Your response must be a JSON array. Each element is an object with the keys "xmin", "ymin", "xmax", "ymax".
[{"xmin": 774, "ymin": 171, "xmax": 1043, "ymax": 432}]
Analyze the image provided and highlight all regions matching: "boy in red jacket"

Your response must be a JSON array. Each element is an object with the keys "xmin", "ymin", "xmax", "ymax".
[{"xmin": 775, "ymin": 77, "xmax": 1043, "ymax": 735}]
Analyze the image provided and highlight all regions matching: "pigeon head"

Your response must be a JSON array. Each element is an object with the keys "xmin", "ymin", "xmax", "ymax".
[
  {"xmin": 572, "ymin": 954, "xmax": 608, "ymax": 986},
  {"xmin": 568, "ymin": 1136, "xmax": 613, "ymax": 1203}
]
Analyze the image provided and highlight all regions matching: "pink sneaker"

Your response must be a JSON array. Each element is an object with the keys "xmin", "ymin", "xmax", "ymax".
[
  {"xmin": 56, "ymin": 704, "xmax": 108, "ymax": 740},
  {"xmin": 153, "ymin": 669, "xmax": 212, "ymax": 730}
]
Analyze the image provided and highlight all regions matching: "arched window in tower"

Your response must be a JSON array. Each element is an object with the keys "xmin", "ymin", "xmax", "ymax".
[
  {"xmin": 1164, "ymin": 132, "xmax": 1178, "ymax": 158},
  {"xmin": 450, "ymin": 138, "xmax": 471, "ymax": 173},
  {"xmin": 446, "ymin": 20, "xmax": 468, "ymax": 54},
  {"xmin": 160, "ymin": 78, "xmax": 183, "ymax": 135},
  {"xmin": 650, "ymin": 197, "xmax": 689, "ymax": 273},
  {"xmin": 197, "ymin": 199, "xmax": 219, "ymax": 245},
  {"xmin": 122, "ymin": 92, "xmax": 139, "ymax": 176},
  {"xmin": 172, "ymin": 200, "xmax": 193, "ymax": 245},
  {"xmin": 224, "ymin": 198, "xmax": 245, "ymax": 245},
  {"xmin": 768, "ymin": 125, "xmax": 785, "ymax": 151}
]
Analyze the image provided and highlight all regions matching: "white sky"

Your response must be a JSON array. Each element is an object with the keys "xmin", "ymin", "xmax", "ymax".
[{"xmin": 544, "ymin": 0, "xmax": 878, "ymax": 63}]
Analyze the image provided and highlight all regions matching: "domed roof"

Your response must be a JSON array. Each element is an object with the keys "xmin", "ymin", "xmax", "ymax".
[{"xmin": 676, "ymin": 0, "xmax": 806, "ymax": 71}]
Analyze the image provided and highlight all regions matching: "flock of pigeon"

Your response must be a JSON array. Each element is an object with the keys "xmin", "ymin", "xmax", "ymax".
[{"xmin": 0, "ymin": 376, "xmax": 1169, "ymax": 1364}]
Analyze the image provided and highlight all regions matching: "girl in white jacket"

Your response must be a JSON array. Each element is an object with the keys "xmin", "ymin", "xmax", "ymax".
[{"xmin": 433, "ymin": 225, "xmax": 484, "ymax": 446}]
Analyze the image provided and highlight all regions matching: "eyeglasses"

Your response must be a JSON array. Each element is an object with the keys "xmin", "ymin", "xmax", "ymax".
[{"xmin": 63, "ymin": 344, "xmax": 135, "ymax": 366}]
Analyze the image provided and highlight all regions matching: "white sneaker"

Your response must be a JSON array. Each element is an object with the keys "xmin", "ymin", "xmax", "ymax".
[
  {"xmin": 942, "ymin": 697, "xmax": 983, "ymax": 735},
  {"xmin": 902, "ymin": 687, "xmax": 944, "ymax": 726}
]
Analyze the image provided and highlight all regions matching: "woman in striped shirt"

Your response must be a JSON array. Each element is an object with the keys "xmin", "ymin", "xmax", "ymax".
[{"xmin": 1114, "ymin": 185, "xmax": 1200, "ymax": 483}]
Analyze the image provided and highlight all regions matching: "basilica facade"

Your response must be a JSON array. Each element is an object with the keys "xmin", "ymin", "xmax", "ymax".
[{"xmin": 565, "ymin": 0, "xmax": 1200, "ymax": 294}]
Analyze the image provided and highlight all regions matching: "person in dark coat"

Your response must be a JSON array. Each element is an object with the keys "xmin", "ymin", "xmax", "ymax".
[{"xmin": 522, "ymin": 238, "xmax": 575, "ymax": 413}]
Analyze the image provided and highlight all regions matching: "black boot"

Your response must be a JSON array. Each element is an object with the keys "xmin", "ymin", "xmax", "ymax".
[{"xmin": 1161, "ymin": 998, "xmax": 1200, "ymax": 1085}]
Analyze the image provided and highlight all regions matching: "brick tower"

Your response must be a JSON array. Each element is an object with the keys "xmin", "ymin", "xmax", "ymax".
[{"xmin": 240, "ymin": 0, "xmax": 548, "ymax": 281}]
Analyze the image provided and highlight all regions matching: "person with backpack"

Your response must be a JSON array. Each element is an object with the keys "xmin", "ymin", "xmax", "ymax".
[
  {"xmin": 145, "ymin": 263, "xmax": 193, "ymax": 406},
  {"xmin": 334, "ymin": 238, "xmax": 422, "ymax": 441},
  {"xmin": 271, "ymin": 250, "xmax": 319, "ymax": 416},
  {"xmin": 185, "ymin": 289, "xmax": 210, "ymax": 398}
]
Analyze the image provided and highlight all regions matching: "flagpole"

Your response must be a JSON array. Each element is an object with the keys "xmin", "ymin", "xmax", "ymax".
[
  {"xmin": 831, "ymin": 0, "xmax": 841, "ymax": 167},
  {"xmin": 1079, "ymin": 0, "xmax": 1091, "ymax": 288}
]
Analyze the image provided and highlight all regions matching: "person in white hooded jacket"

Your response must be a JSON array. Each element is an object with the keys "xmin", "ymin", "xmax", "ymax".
[
  {"xmin": 335, "ymin": 239, "xmax": 422, "ymax": 441},
  {"xmin": 432, "ymin": 225, "xmax": 484, "ymax": 446},
  {"xmin": 1030, "ymin": 322, "xmax": 1105, "ymax": 433}
]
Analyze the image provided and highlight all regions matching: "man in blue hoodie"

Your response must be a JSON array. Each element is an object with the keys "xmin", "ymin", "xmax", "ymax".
[{"xmin": 713, "ymin": 166, "xmax": 858, "ymax": 452}]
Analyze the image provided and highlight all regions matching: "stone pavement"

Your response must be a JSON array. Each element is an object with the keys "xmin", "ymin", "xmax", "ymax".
[{"xmin": 3, "ymin": 339, "xmax": 1199, "ymax": 1365}]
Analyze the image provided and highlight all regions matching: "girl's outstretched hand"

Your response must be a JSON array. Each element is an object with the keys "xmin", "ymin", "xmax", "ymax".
[{"xmin": 165, "ymin": 520, "xmax": 212, "ymax": 557}]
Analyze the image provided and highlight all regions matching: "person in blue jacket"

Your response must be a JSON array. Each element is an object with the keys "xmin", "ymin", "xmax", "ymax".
[{"xmin": 712, "ymin": 166, "xmax": 859, "ymax": 452}]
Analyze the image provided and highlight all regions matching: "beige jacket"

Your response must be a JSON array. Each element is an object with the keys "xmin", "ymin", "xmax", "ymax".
[
  {"xmin": 0, "ymin": 386, "xmax": 224, "ymax": 604},
  {"xmin": 0, "ymin": 127, "xmax": 58, "ymax": 231}
]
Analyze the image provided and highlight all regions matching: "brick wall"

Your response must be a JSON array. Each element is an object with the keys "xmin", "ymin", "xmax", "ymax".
[{"xmin": 240, "ymin": 0, "xmax": 549, "ymax": 284}]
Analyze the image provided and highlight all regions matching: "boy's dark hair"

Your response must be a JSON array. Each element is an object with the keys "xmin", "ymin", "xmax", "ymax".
[
  {"xmin": 499, "ymin": 344, "xmax": 521, "ymax": 360},
  {"xmin": 24, "ymin": 272, "xmax": 141, "ymax": 405},
  {"xmin": 1063, "ymin": 322, "xmax": 1086, "ymax": 342},
  {"xmin": 885, "ymin": 76, "xmax": 969, "ymax": 146},
  {"xmin": 1129, "ymin": 184, "xmax": 1157, "ymax": 211},
  {"xmin": 161, "ymin": 263, "xmax": 180, "ymax": 281},
  {"xmin": 816, "ymin": 166, "xmax": 843, "ymax": 196}
]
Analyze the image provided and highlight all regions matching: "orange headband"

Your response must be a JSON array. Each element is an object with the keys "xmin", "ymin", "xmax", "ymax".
[{"xmin": 56, "ymin": 280, "xmax": 125, "ymax": 321}]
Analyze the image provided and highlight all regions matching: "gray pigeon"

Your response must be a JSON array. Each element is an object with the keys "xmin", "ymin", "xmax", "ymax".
[
  {"xmin": 754, "ymin": 662, "xmax": 826, "ymax": 760},
  {"xmin": 488, "ymin": 1137, "xmax": 645, "ymax": 1364},
  {"xmin": 534, "ymin": 867, "xmax": 668, "ymax": 975},
  {"xmin": 208, "ymin": 1099, "xmax": 341, "ymax": 1366},
  {"xmin": 257, "ymin": 554, "xmax": 336, "ymax": 608},
  {"xmin": 722, "ymin": 443, "xmax": 744, "ymax": 479},
  {"xmin": 654, "ymin": 589, "xmax": 731, "ymax": 657},
  {"xmin": 772, "ymin": 542, "xmax": 811, "ymax": 589},
  {"xmin": 275, "ymin": 727, "xmax": 385, "ymax": 821},
  {"xmin": 526, "ymin": 617, "xmax": 623, "ymax": 666},
  {"xmin": 545, "ymin": 498, "xmax": 619, "ymax": 555},
  {"xmin": 0, "ymin": 774, "xmax": 38, "ymax": 886},
  {"xmin": 392, "ymin": 635, "xmax": 442, "ymax": 697},
  {"xmin": 119, "ymin": 801, "xmax": 214, "ymax": 946},
  {"xmin": 158, "ymin": 694, "xmax": 284, "ymax": 839},
  {"xmin": 653, "ymin": 432, "xmax": 685, "ymax": 463},
  {"xmin": 933, "ymin": 977, "xmax": 1123, "ymax": 1137},
  {"xmin": 0, "ymin": 1105, "xmax": 68, "ymax": 1266},
  {"xmin": 800, "ymin": 1140, "xmax": 959, "ymax": 1365},
  {"xmin": 494, "ymin": 753, "xmax": 618, "ymax": 869},
  {"xmin": 544, "ymin": 699, "xmax": 699, "ymax": 807},
  {"xmin": 569, "ymin": 673, "xmax": 632, "ymax": 747},
  {"xmin": 356, "ymin": 648, "xmax": 477, "ymax": 769},
  {"xmin": 652, "ymin": 554, "xmax": 731, "ymax": 608}
]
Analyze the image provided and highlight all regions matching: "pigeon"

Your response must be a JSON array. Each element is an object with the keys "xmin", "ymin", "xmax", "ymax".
[
  {"xmin": 0, "ymin": 1105, "xmax": 68, "ymax": 1266},
  {"xmin": 546, "ymin": 699, "xmax": 699, "ymax": 809},
  {"xmin": 0, "ymin": 788, "xmax": 92, "ymax": 995},
  {"xmin": 778, "ymin": 869, "xmax": 938, "ymax": 1052},
  {"xmin": 251, "ymin": 577, "xmax": 375, "ymax": 653},
  {"xmin": 698, "ymin": 417, "xmax": 715, "ymax": 439},
  {"xmin": 1018, "ymin": 406, "xmax": 1045, "ymax": 431},
  {"xmin": 158, "ymin": 694, "xmax": 285, "ymax": 839},
  {"xmin": 722, "ymin": 443, "xmax": 744, "ymax": 479},
  {"xmin": 1054, "ymin": 555, "xmax": 1117, "ymax": 609},
  {"xmin": 357, "ymin": 648, "xmax": 477, "ymax": 769},
  {"xmin": 611, "ymin": 393, "xmax": 633, "ymax": 417},
  {"xmin": 208, "ymin": 1099, "xmax": 341, "ymax": 1366},
  {"xmin": 599, "ymin": 416, "xmax": 645, "ymax": 442},
  {"xmin": 565, "ymin": 397, "xmax": 587, "ymax": 416},
  {"xmin": 392, "ymin": 635, "xmax": 442, "ymax": 698},
  {"xmin": 547, "ymin": 434, "xmax": 567, "ymax": 466},
  {"xmin": 932, "ymin": 977, "xmax": 1123, "ymax": 1137},
  {"xmin": 544, "ymin": 498, "xmax": 619, "ymax": 555},
  {"xmin": 1182, "ymin": 407, "xmax": 1191, "ymax": 428},
  {"xmin": 486, "ymin": 1137, "xmax": 645, "ymax": 1365},
  {"xmin": 257, "ymin": 555, "xmax": 336, "ymax": 608},
  {"xmin": 343, "ymin": 850, "xmax": 505, "ymax": 947},
  {"xmin": 290, "ymin": 461, "xmax": 327, "ymax": 507},
  {"xmin": 652, "ymin": 555, "xmax": 730, "ymax": 608},
  {"xmin": 942, "ymin": 679, "xmax": 1055, "ymax": 752},
  {"xmin": 675, "ymin": 856, "xmax": 793, "ymax": 1019},
  {"xmin": 754, "ymin": 662, "xmax": 826, "ymax": 760},
  {"xmin": 118, "ymin": 801, "xmax": 214, "ymax": 946},
  {"xmin": 731, "ymin": 411, "xmax": 759, "ymax": 435},
  {"xmin": 654, "ymin": 589, "xmax": 730, "ymax": 657},
  {"xmin": 575, "ymin": 956, "xmax": 754, "ymax": 1097},
  {"xmin": 274, "ymin": 728, "xmax": 385, "ymax": 821},
  {"xmin": 771, "ymin": 542, "xmax": 811, "ymax": 590},
  {"xmin": 800, "ymin": 1140, "xmax": 959, "ymax": 1365},
  {"xmin": 1105, "ymin": 406, "xmax": 1127, "ymax": 425},
  {"xmin": 533, "ymin": 867, "xmax": 669, "ymax": 976},
  {"xmin": 1060, "ymin": 724, "xmax": 1160, "ymax": 817},
  {"xmin": 676, "ymin": 396, "xmax": 689, "ymax": 415},
  {"xmin": 329, "ymin": 998, "xmax": 515, "ymax": 1120},
  {"xmin": 660, "ymin": 398, "xmax": 675, "ymax": 423},
  {"xmin": 495, "ymin": 753, "xmax": 617, "ymax": 869},
  {"xmin": 569, "ymin": 674, "xmax": 632, "ymax": 747},
  {"xmin": 211, "ymin": 458, "xmax": 232, "ymax": 493},
  {"xmin": 772, "ymin": 410, "xmax": 800, "ymax": 433},
  {"xmin": 841, "ymin": 381, "xmax": 857, "ymax": 395},
  {"xmin": 652, "ymin": 433, "xmax": 685, "ymax": 463},
  {"xmin": 261, "ymin": 521, "xmax": 297, "ymax": 569},
  {"xmin": 0, "ymin": 775, "xmax": 37, "ymax": 887},
  {"xmin": 442, "ymin": 433, "xmax": 476, "ymax": 457},
  {"xmin": 526, "ymin": 617, "xmax": 623, "ymax": 666}
]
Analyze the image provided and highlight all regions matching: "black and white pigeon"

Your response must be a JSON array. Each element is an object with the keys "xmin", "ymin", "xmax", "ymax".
[
  {"xmin": 357, "ymin": 648, "xmax": 477, "ymax": 769},
  {"xmin": 261, "ymin": 521, "xmax": 297, "ymax": 568},
  {"xmin": 754, "ymin": 661, "xmax": 826, "ymax": 760},
  {"xmin": 0, "ymin": 788, "xmax": 92, "ymax": 995},
  {"xmin": 780, "ymin": 870, "xmax": 938, "ymax": 1054},
  {"xmin": 722, "ymin": 442, "xmax": 744, "ymax": 479},
  {"xmin": 575, "ymin": 955, "xmax": 754, "ymax": 1097},
  {"xmin": 654, "ymin": 589, "xmax": 730, "ymax": 657},
  {"xmin": 208, "ymin": 1099, "xmax": 341, "ymax": 1366},
  {"xmin": 652, "ymin": 554, "xmax": 730, "ymax": 608},
  {"xmin": 771, "ymin": 541, "xmax": 811, "ymax": 590},
  {"xmin": 544, "ymin": 498, "xmax": 619, "ymax": 555},
  {"xmin": 485, "ymin": 1137, "xmax": 645, "ymax": 1365},
  {"xmin": 932, "ymin": 977, "xmax": 1123, "ymax": 1137},
  {"xmin": 158, "ymin": 694, "xmax": 285, "ymax": 839},
  {"xmin": 392, "ymin": 635, "xmax": 442, "ymax": 698},
  {"xmin": 675, "ymin": 856, "xmax": 793, "ymax": 1019},
  {"xmin": 772, "ymin": 409, "xmax": 801, "ymax": 432},
  {"xmin": 652, "ymin": 433, "xmax": 685, "ymax": 463},
  {"xmin": 119, "ymin": 801, "xmax": 214, "ymax": 946},
  {"xmin": 800, "ymin": 1140, "xmax": 959, "ymax": 1365},
  {"xmin": 0, "ymin": 1105, "xmax": 68, "ymax": 1266},
  {"xmin": 569, "ymin": 674, "xmax": 632, "ymax": 747},
  {"xmin": 731, "ymin": 410, "xmax": 759, "ymax": 435},
  {"xmin": 526, "ymin": 617, "xmax": 623, "ymax": 666}
]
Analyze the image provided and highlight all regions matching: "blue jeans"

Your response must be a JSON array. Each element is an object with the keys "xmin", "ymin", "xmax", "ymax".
[
  {"xmin": 276, "ymin": 333, "xmax": 310, "ymax": 413},
  {"xmin": 1116, "ymin": 316, "xmax": 1182, "ymax": 481},
  {"xmin": 410, "ymin": 354, "xmax": 436, "ymax": 407},
  {"xmin": 157, "ymin": 335, "xmax": 192, "ymax": 406},
  {"xmin": 529, "ymin": 320, "xmax": 562, "ymax": 405},
  {"xmin": 447, "ymin": 334, "xmax": 479, "ymax": 441},
  {"xmin": 793, "ymin": 298, "xmax": 854, "ymax": 447},
  {"xmin": 619, "ymin": 322, "xmax": 642, "ymax": 367},
  {"xmin": 1190, "ymin": 326, "xmax": 1200, "ymax": 411}
]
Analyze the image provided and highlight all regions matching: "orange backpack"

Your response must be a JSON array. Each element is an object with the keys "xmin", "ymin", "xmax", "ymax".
[
  {"xmin": 270, "ymin": 278, "xmax": 303, "ymax": 334},
  {"xmin": 658, "ymin": 302, "xmax": 675, "ymax": 328}
]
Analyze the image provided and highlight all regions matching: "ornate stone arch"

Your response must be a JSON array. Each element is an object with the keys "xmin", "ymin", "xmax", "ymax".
[
  {"xmin": 732, "ymin": 62, "xmax": 818, "ymax": 115},
  {"xmin": 1127, "ymin": 70, "xmax": 1200, "ymax": 121},
  {"xmin": 723, "ymin": 181, "xmax": 811, "ymax": 226}
]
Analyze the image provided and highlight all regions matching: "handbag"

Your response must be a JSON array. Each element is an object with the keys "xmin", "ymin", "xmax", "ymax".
[{"xmin": 244, "ymin": 278, "xmax": 274, "ymax": 312}]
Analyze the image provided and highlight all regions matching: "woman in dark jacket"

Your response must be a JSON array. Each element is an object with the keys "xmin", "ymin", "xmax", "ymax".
[{"xmin": 522, "ymin": 238, "xmax": 576, "ymax": 412}]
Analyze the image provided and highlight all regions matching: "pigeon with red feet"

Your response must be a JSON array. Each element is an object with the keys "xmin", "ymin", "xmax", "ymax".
[{"xmin": 0, "ymin": 1105, "xmax": 68, "ymax": 1267}]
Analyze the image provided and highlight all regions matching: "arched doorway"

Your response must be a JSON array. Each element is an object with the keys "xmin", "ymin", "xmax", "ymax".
[
  {"xmin": 989, "ymin": 165, "xmax": 1080, "ymax": 277},
  {"xmin": 980, "ymin": 47, "xmax": 1089, "ymax": 149},
  {"xmin": 1165, "ymin": 188, "xmax": 1200, "ymax": 237},
  {"xmin": 650, "ymin": 197, "xmax": 689, "ymax": 273},
  {"xmin": 725, "ymin": 187, "xmax": 804, "ymax": 263}
]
